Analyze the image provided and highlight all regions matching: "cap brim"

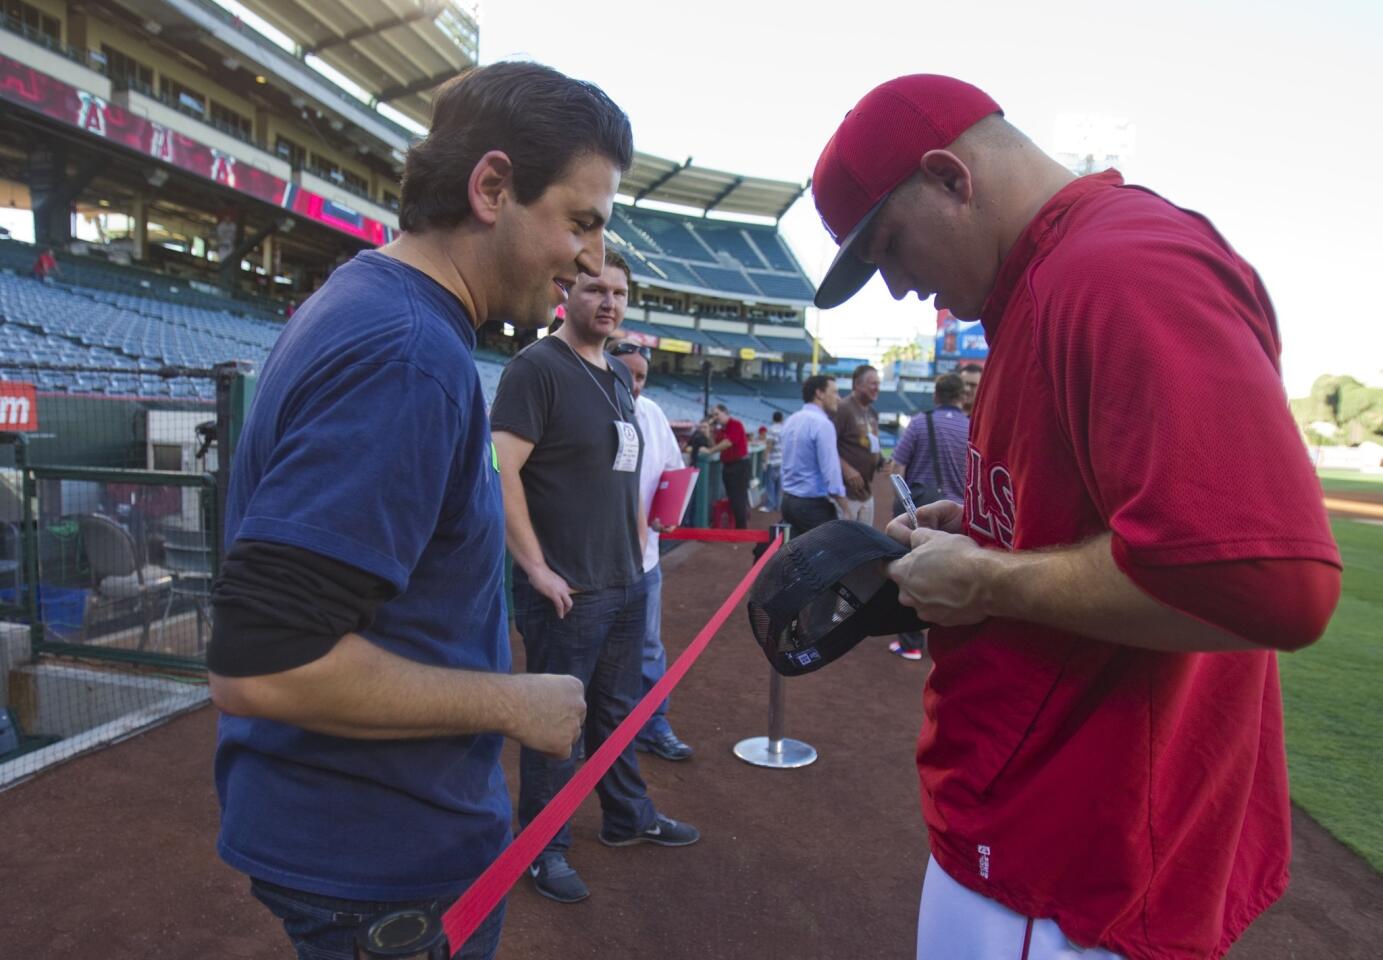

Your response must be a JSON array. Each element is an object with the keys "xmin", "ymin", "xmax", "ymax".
[{"xmin": 813, "ymin": 195, "xmax": 887, "ymax": 310}]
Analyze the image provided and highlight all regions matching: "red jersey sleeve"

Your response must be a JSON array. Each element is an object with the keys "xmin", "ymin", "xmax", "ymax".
[
  {"xmin": 1117, "ymin": 552, "xmax": 1340, "ymax": 651},
  {"xmin": 1033, "ymin": 194, "xmax": 1340, "ymax": 576}
]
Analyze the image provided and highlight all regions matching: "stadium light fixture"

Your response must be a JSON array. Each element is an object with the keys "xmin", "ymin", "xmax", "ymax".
[{"xmin": 255, "ymin": 75, "xmax": 267, "ymax": 84}]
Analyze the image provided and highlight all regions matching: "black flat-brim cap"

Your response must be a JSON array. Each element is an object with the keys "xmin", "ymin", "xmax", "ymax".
[{"xmin": 747, "ymin": 520, "xmax": 927, "ymax": 676}]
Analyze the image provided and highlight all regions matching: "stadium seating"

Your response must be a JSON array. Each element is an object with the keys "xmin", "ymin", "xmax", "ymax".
[
  {"xmin": 755, "ymin": 333, "xmax": 815, "ymax": 358},
  {"xmin": 0, "ymin": 270, "xmax": 279, "ymax": 399},
  {"xmin": 640, "ymin": 258, "xmax": 705, "ymax": 289},
  {"xmin": 0, "ymin": 265, "xmax": 823, "ymax": 426},
  {"xmin": 604, "ymin": 205, "xmax": 814, "ymax": 303},
  {"xmin": 746, "ymin": 272, "xmax": 816, "ymax": 301},
  {"xmin": 694, "ymin": 222, "xmax": 769, "ymax": 270},
  {"xmin": 0, "ymin": 239, "xmax": 283, "ymax": 321}
]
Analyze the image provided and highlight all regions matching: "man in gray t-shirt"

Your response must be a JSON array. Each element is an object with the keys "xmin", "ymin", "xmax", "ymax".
[{"xmin": 491, "ymin": 250, "xmax": 700, "ymax": 906}]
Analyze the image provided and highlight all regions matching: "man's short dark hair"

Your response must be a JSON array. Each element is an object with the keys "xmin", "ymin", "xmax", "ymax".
[
  {"xmin": 400, "ymin": 61, "xmax": 633, "ymax": 233},
  {"xmin": 802, "ymin": 375, "xmax": 831, "ymax": 403},
  {"xmin": 714, "ymin": 403, "xmax": 730, "ymax": 414},
  {"xmin": 605, "ymin": 248, "xmax": 631, "ymax": 286},
  {"xmin": 957, "ymin": 363, "xmax": 984, "ymax": 375},
  {"xmin": 851, "ymin": 364, "xmax": 878, "ymax": 384},
  {"xmin": 772, "ymin": 411, "xmax": 784, "ymax": 423},
  {"xmin": 935, "ymin": 373, "xmax": 964, "ymax": 406}
]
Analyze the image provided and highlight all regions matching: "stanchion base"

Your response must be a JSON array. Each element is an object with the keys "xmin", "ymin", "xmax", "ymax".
[{"xmin": 732, "ymin": 736, "xmax": 817, "ymax": 768}]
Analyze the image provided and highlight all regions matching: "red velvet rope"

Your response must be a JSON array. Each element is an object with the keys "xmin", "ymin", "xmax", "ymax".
[
  {"xmin": 658, "ymin": 527, "xmax": 773, "ymax": 543},
  {"xmin": 441, "ymin": 534, "xmax": 785, "ymax": 949}
]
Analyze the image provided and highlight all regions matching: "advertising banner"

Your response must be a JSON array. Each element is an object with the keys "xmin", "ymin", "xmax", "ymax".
[
  {"xmin": 0, "ymin": 54, "xmax": 396, "ymax": 245},
  {"xmin": 0, "ymin": 382, "xmax": 38, "ymax": 431},
  {"xmin": 934, "ymin": 309, "xmax": 988, "ymax": 371}
]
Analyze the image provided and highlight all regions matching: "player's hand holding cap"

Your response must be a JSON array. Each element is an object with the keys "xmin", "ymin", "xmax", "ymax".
[{"xmin": 747, "ymin": 520, "xmax": 928, "ymax": 676}]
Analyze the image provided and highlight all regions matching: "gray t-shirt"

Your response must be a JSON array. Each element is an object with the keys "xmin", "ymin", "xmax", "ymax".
[{"xmin": 490, "ymin": 336, "xmax": 643, "ymax": 591}]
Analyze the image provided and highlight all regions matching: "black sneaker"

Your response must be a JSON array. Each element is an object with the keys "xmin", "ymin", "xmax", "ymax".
[
  {"xmin": 528, "ymin": 854, "xmax": 589, "ymax": 903},
  {"xmin": 599, "ymin": 813, "xmax": 700, "ymax": 848},
  {"xmin": 637, "ymin": 731, "xmax": 694, "ymax": 762}
]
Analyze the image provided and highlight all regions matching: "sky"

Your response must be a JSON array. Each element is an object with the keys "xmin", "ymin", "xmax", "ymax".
[{"xmin": 473, "ymin": 0, "xmax": 1383, "ymax": 396}]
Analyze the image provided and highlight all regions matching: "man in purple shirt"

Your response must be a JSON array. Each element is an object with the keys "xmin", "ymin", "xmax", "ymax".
[
  {"xmin": 888, "ymin": 373, "xmax": 970, "ymax": 660},
  {"xmin": 893, "ymin": 373, "xmax": 969, "ymax": 506}
]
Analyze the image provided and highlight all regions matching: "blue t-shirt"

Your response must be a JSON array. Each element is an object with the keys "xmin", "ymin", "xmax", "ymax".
[{"xmin": 215, "ymin": 250, "xmax": 511, "ymax": 900}]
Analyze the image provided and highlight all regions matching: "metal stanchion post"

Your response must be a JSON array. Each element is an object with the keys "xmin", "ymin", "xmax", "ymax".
[{"xmin": 734, "ymin": 523, "xmax": 817, "ymax": 769}]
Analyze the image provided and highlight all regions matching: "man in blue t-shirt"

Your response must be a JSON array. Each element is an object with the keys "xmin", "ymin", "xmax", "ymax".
[{"xmin": 207, "ymin": 63, "xmax": 632, "ymax": 960}]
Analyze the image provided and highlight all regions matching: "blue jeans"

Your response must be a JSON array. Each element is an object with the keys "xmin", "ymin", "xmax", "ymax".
[
  {"xmin": 249, "ymin": 878, "xmax": 504, "ymax": 960},
  {"xmin": 635, "ymin": 565, "xmax": 674, "ymax": 744},
  {"xmin": 763, "ymin": 463, "xmax": 782, "ymax": 510},
  {"xmin": 513, "ymin": 572, "xmax": 655, "ymax": 854}
]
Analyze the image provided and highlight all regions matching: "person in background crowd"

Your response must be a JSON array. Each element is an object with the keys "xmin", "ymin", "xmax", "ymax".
[
  {"xmin": 708, "ymin": 403, "xmax": 750, "ymax": 528},
  {"xmin": 610, "ymin": 341, "xmax": 696, "ymax": 763},
  {"xmin": 31, "ymin": 247, "xmax": 59, "ymax": 283},
  {"xmin": 684, "ymin": 418, "xmax": 712, "ymax": 461},
  {"xmin": 778, "ymin": 375, "xmax": 849, "ymax": 538},
  {"xmin": 957, "ymin": 362, "xmax": 983, "ymax": 416},
  {"xmin": 893, "ymin": 373, "xmax": 969, "ymax": 508},
  {"xmin": 887, "ymin": 373, "xmax": 970, "ymax": 660},
  {"xmin": 491, "ymin": 250, "xmax": 700, "ymax": 906},
  {"xmin": 759, "ymin": 410, "xmax": 785, "ymax": 512},
  {"xmin": 836, "ymin": 364, "xmax": 886, "ymax": 526}
]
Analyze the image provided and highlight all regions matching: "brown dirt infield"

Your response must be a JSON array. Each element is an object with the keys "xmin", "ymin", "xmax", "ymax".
[{"xmin": 1, "ymin": 475, "xmax": 1380, "ymax": 958}]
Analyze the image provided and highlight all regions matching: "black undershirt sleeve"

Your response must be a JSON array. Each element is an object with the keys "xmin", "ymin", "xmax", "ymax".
[{"xmin": 208, "ymin": 539, "xmax": 397, "ymax": 677}]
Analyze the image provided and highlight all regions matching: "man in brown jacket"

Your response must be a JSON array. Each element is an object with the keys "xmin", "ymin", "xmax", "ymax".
[{"xmin": 836, "ymin": 363, "xmax": 885, "ymax": 525}]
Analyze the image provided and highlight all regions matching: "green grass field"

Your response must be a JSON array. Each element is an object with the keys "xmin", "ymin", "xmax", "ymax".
[
  {"xmin": 1317, "ymin": 468, "xmax": 1383, "ymax": 496},
  {"xmin": 1279, "ymin": 517, "xmax": 1383, "ymax": 872}
]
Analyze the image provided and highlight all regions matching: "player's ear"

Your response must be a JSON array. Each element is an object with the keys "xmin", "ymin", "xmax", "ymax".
[
  {"xmin": 468, "ymin": 150, "xmax": 513, "ymax": 227},
  {"xmin": 919, "ymin": 150, "xmax": 973, "ymax": 204}
]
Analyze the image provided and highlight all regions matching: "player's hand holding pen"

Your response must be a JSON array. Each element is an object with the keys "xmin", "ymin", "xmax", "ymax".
[{"xmin": 884, "ymin": 498, "xmax": 992, "ymax": 626}]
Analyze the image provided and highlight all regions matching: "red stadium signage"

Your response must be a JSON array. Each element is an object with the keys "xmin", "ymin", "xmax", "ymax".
[
  {"xmin": 620, "ymin": 330, "xmax": 660, "ymax": 348},
  {"xmin": 0, "ymin": 382, "xmax": 38, "ymax": 432},
  {"xmin": 0, "ymin": 54, "xmax": 396, "ymax": 246}
]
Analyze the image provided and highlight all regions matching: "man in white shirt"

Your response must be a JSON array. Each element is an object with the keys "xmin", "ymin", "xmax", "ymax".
[{"xmin": 611, "ymin": 341, "xmax": 694, "ymax": 761}]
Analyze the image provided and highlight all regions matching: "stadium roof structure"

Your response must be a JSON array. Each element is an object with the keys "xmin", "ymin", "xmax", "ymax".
[
  {"xmin": 622, "ymin": 154, "xmax": 810, "ymax": 223},
  {"xmin": 229, "ymin": 0, "xmax": 479, "ymax": 127}
]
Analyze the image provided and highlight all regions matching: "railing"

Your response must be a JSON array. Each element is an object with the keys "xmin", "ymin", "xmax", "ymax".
[
  {"xmin": 1, "ymin": 14, "xmax": 98, "ymax": 70},
  {"xmin": 302, "ymin": 165, "xmax": 377, "ymax": 206},
  {"xmin": 110, "ymin": 77, "xmax": 270, "ymax": 155}
]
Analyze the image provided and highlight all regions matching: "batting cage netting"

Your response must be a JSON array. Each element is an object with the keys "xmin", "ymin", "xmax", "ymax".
[{"xmin": 0, "ymin": 361, "xmax": 226, "ymax": 789}]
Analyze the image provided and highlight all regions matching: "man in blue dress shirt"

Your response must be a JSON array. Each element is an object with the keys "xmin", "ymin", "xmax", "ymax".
[{"xmin": 778, "ymin": 374, "xmax": 850, "ymax": 538}]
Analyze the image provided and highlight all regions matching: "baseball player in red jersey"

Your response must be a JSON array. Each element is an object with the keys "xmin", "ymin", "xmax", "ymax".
[{"xmin": 811, "ymin": 75, "xmax": 1341, "ymax": 960}]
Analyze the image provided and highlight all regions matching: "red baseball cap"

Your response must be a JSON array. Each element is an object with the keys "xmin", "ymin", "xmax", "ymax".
[{"xmin": 812, "ymin": 75, "xmax": 1002, "ymax": 309}]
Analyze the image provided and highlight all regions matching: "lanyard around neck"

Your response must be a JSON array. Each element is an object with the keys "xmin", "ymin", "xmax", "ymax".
[{"xmin": 555, "ymin": 335, "xmax": 629, "ymax": 423}]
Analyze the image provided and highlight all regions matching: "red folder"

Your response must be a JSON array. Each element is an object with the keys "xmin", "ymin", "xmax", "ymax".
[{"xmin": 649, "ymin": 467, "xmax": 699, "ymax": 529}]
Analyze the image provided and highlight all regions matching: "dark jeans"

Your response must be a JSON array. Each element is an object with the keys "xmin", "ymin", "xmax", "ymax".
[
  {"xmin": 721, "ymin": 458, "xmax": 751, "ymax": 528},
  {"xmin": 781, "ymin": 493, "xmax": 837, "ymax": 540},
  {"xmin": 249, "ymin": 878, "xmax": 504, "ymax": 960},
  {"xmin": 513, "ymin": 571, "xmax": 655, "ymax": 854}
]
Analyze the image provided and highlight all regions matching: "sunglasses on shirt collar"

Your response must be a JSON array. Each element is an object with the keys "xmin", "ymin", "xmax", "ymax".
[{"xmin": 609, "ymin": 341, "xmax": 652, "ymax": 360}]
